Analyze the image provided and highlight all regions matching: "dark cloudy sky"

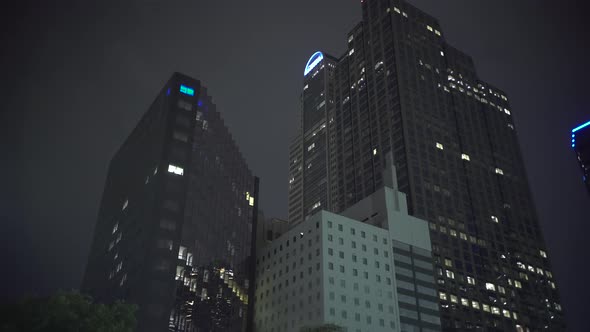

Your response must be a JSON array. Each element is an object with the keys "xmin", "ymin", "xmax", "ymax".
[{"xmin": 2, "ymin": 0, "xmax": 589, "ymax": 330}]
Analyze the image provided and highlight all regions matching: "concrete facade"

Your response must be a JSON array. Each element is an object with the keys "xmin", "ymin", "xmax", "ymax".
[{"xmin": 254, "ymin": 162, "xmax": 440, "ymax": 332}]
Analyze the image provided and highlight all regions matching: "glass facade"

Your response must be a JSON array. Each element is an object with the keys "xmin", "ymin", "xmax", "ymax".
[
  {"xmin": 82, "ymin": 73, "xmax": 259, "ymax": 332},
  {"xmin": 289, "ymin": 1, "xmax": 565, "ymax": 330}
]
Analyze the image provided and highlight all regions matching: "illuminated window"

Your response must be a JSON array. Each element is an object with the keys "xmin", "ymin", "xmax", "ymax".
[
  {"xmin": 467, "ymin": 276, "xmax": 476, "ymax": 285},
  {"xmin": 112, "ymin": 223, "xmax": 118, "ymax": 234},
  {"xmin": 440, "ymin": 51, "xmax": 444, "ymax": 57},
  {"xmin": 461, "ymin": 153, "xmax": 470, "ymax": 161},
  {"xmin": 503, "ymin": 309, "xmax": 511, "ymax": 318},
  {"xmin": 444, "ymin": 258, "xmax": 452, "ymax": 267},
  {"xmin": 471, "ymin": 301, "xmax": 480, "ymax": 310},
  {"xmin": 348, "ymin": 48, "xmax": 355, "ymax": 56},
  {"xmin": 304, "ymin": 84, "xmax": 309, "ymax": 90},
  {"xmin": 514, "ymin": 280, "xmax": 522, "ymax": 288},
  {"xmin": 485, "ymin": 283, "xmax": 496, "ymax": 291},
  {"xmin": 393, "ymin": 7, "xmax": 401, "ymax": 14},
  {"xmin": 504, "ymin": 108, "xmax": 511, "ymax": 115},
  {"xmin": 491, "ymin": 215, "xmax": 499, "ymax": 223},
  {"xmin": 427, "ymin": 25, "xmax": 433, "ymax": 32},
  {"xmin": 436, "ymin": 142, "xmax": 444, "ymax": 150},
  {"xmin": 495, "ymin": 168, "xmax": 504, "ymax": 175},
  {"xmin": 461, "ymin": 298, "xmax": 469, "ymax": 306},
  {"xmin": 540, "ymin": 250, "xmax": 547, "ymax": 258},
  {"xmin": 373, "ymin": 148, "xmax": 377, "ymax": 155},
  {"xmin": 122, "ymin": 199, "xmax": 128, "ymax": 210},
  {"xmin": 445, "ymin": 270, "xmax": 455, "ymax": 279},
  {"xmin": 119, "ymin": 273, "xmax": 127, "ymax": 286},
  {"xmin": 249, "ymin": 196, "xmax": 255, "ymax": 207},
  {"xmin": 546, "ymin": 270, "xmax": 553, "ymax": 278},
  {"xmin": 308, "ymin": 143, "xmax": 315, "ymax": 151},
  {"xmin": 168, "ymin": 164, "xmax": 184, "ymax": 176},
  {"xmin": 492, "ymin": 307, "xmax": 501, "ymax": 315},
  {"xmin": 450, "ymin": 295, "xmax": 458, "ymax": 303},
  {"xmin": 178, "ymin": 246, "xmax": 187, "ymax": 260},
  {"xmin": 439, "ymin": 292, "xmax": 447, "ymax": 301},
  {"xmin": 498, "ymin": 286, "xmax": 506, "ymax": 294},
  {"xmin": 435, "ymin": 29, "xmax": 441, "ymax": 36}
]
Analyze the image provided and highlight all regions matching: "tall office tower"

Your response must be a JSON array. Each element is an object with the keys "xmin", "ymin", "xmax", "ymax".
[
  {"xmin": 571, "ymin": 120, "xmax": 590, "ymax": 194},
  {"xmin": 289, "ymin": 1, "xmax": 565, "ymax": 330},
  {"xmin": 288, "ymin": 52, "xmax": 339, "ymax": 227},
  {"xmin": 256, "ymin": 158, "xmax": 441, "ymax": 332},
  {"xmin": 288, "ymin": 135, "xmax": 304, "ymax": 224},
  {"xmin": 82, "ymin": 72, "xmax": 259, "ymax": 332}
]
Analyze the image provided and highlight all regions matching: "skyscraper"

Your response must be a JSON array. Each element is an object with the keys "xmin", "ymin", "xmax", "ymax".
[
  {"xmin": 571, "ymin": 120, "xmax": 590, "ymax": 194},
  {"xmin": 82, "ymin": 72, "xmax": 259, "ymax": 332},
  {"xmin": 289, "ymin": 0, "xmax": 565, "ymax": 330}
]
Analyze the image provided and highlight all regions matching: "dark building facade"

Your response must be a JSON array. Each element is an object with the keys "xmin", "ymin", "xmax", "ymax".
[
  {"xmin": 572, "ymin": 120, "xmax": 590, "ymax": 194},
  {"xmin": 288, "ymin": 0, "xmax": 565, "ymax": 330},
  {"xmin": 82, "ymin": 72, "xmax": 259, "ymax": 332}
]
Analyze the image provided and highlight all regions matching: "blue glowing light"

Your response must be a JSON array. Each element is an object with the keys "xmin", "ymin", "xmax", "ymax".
[
  {"xmin": 180, "ymin": 84, "xmax": 195, "ymax": 96},
  {"xmin": 198, "ymin": 100, "xmax": 203, "ymax": 107},
  {"xmin": 572, "ymin": 120, "xmax": 590, "ymax": 133},
  {"xmin": 304, "ymin": 51, "xmax": 324, "ymax": 76},
  {"xmin": 166, "ymin": 88, "xmax": 171, "ymax": 96}
]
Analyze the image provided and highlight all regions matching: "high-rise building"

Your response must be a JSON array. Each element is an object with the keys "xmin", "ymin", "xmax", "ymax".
[
  {"xmin": 288, "ymin": 1, "xmax": 565, "ymax": 330},
  {"xmin": 82, "ymin": 72, "xmax": 259, "ymax": 332},
  {"xmin": 571, "ymin": 120, "xmax": 590, "ymax": 194},
  {"xmin": 257, "ymin": 157, "xmax": 440, "ymax": 332}
]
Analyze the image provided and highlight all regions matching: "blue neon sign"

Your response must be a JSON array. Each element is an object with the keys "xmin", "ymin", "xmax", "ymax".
[
  {"xmin": 572, "ymin": 120, "xmax": 590, "ymax": 133},
  {"xmin": 304, "ymin": 51, "xmax": 324, "ymax": 76},
  {"xmin": 179, "ymin": 84, "xmax": 195, "ymax": 96}
]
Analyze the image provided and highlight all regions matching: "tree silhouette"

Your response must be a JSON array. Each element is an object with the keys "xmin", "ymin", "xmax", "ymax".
[{"xmin": 0, "ymin": 291, "xmax": 137, "ymax": 332}]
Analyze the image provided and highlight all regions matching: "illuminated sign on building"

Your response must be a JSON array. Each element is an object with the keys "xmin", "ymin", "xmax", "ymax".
[
  {"xmin": 572, "ymin": 120, "xmax": 590, "ymax": 148},
  {"xmin": 180, "ymin": 84, "xmax": 195, "ymax": 96},
  {"xmin": 304, "ymin": 51, "xmax": 324, "ymax": 76}
]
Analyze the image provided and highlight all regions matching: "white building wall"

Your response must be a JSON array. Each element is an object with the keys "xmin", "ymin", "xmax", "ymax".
[
  {"xmin": 254, "ymin": 215, "xmax": 325, "ymax": 332},
  {"xmin": 254, "ymin": 183, "xmax": 439, "ymax": 332}
]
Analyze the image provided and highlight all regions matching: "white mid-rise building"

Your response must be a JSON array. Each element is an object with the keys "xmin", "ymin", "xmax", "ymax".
[{"xmin": 254, "ymin": 158, "xmax": 441, "ymax": 332}]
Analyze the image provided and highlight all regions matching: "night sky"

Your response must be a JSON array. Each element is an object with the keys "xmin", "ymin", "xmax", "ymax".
[{"xmin": 2, "ymin": 0, "xmax": 589, "ymax": 330}]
